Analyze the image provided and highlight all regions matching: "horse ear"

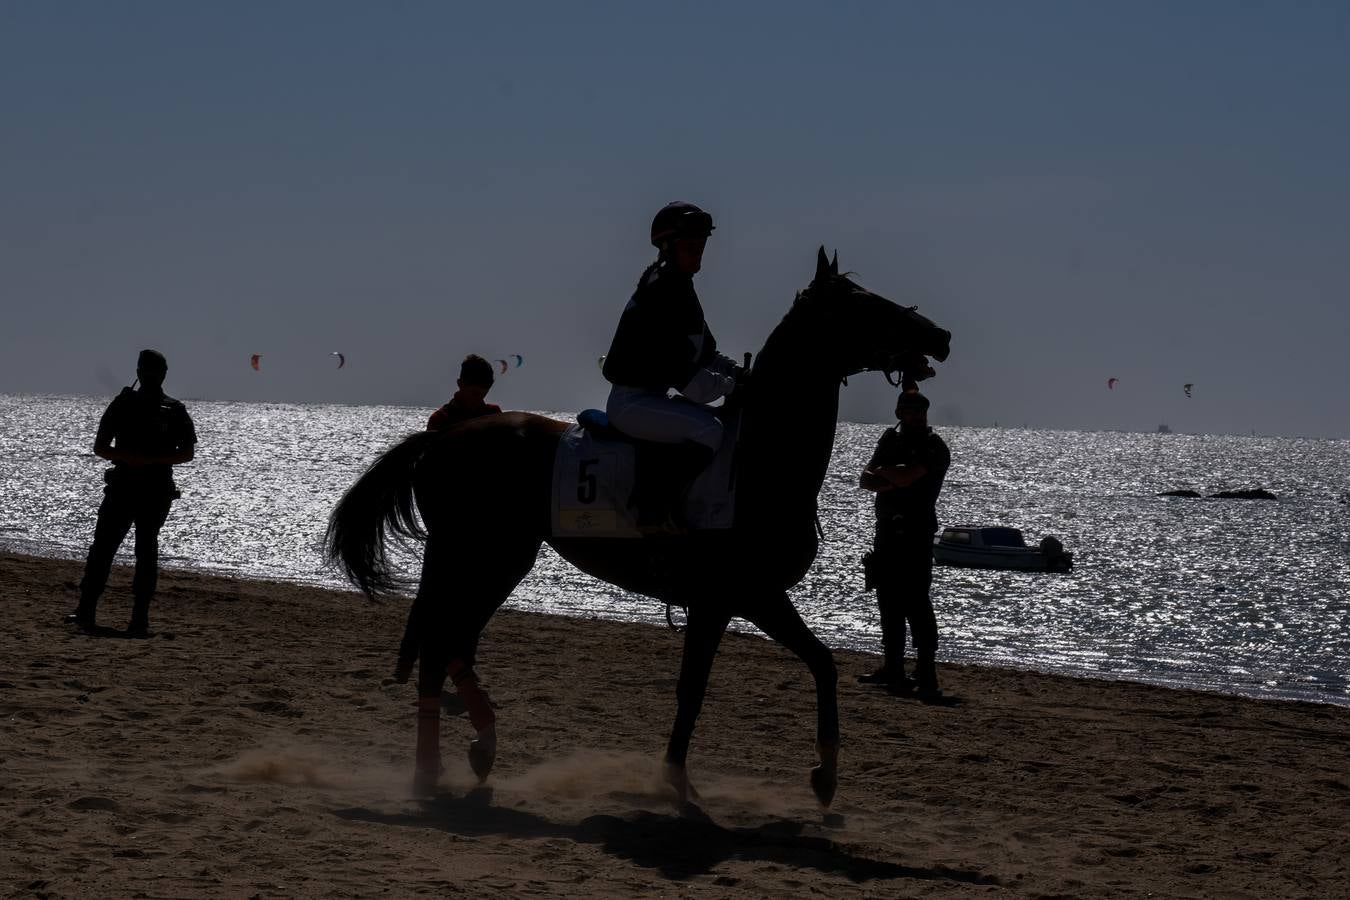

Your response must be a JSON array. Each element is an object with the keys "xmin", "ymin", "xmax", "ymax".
[
  {"xmin": 831, "ymin": 250, "xmax": 838, "ymax": 276},
  {"xmin": 815, "ymin": 246, "xmax": 830, "ymax": 282}
]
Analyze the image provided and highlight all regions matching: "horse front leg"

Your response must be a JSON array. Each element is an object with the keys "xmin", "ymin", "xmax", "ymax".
[
  {"xmin": 746, "ymin": 593, "xmax": 840, "ymax": 807},
  {"xmin": 664, "ymin": 604, "xmax": 731, "ymax": 807}
]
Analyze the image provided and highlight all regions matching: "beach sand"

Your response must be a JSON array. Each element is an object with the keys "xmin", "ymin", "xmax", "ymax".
[{"xmin": 3, "ymin": 552, "xmax": 1347, "ymax": 898}]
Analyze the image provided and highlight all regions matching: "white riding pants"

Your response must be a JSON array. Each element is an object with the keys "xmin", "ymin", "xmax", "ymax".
[{"xmin": 606, "ymin": 385, "xmax": 724, "ymax": 452}]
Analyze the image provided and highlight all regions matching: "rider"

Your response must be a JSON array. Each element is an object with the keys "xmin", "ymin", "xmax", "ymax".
[{"xmin": 602, "ymin": 201, "xmax": 741, "ymax": 532}]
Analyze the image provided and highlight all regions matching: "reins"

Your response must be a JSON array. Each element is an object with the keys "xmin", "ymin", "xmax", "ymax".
[
  {"xmin": 814, "ymin": 507, "xmax": 832, "ymax": 543},
  {"xmin": 665, "ymin": 601, "xmax": 686, "ymax": 633}
]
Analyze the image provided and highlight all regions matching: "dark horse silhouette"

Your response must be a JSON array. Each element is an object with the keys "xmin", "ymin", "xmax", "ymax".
[{"xmin": 326, "ymin": 248, "xmax": 951, "ymax": 808}]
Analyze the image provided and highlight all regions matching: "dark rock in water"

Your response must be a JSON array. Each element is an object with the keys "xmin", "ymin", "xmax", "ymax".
[
  {"xmin": 1158, "ymin": 489, "xmax": 1202, "ymax": 498},
  {"xmin": 1209, "ymin": 488, "xmax": 1277, "ymax": 500}
]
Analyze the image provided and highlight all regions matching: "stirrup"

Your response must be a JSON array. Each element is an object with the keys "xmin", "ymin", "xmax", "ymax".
[{"xmin": 636, "ymin": 516, "xmax": 686, "ymax": 537}]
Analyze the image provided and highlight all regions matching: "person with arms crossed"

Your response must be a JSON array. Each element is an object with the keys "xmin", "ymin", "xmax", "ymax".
[{"xmin": 858, "ymin": 387, "xmax": 949, "ymax": 697}]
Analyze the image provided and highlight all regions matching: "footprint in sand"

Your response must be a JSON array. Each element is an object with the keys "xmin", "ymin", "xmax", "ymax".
[
  {"xmin": 68, "ymin": 796, "xmax": 120, "ymax": 812},
  {"xmin": 240, "ymin": 700, "xmax": 303, "ymax": 718}
]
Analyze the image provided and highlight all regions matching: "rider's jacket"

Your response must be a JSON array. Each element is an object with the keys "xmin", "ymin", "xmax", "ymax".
[
  {"xmin": 602, "ymin": 263, "xmax": 721, "ymax": 394},
  {"xmin": 870, "ymin": 425, "xmax": 950, "ymax": 540},
  {"xmin": 97, "ymin": 387, "xmax": 197, "ymax": 490}
]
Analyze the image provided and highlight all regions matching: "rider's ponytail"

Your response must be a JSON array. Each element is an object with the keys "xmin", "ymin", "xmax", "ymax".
[{"xmin": 635, "ymin": 256, "xmax": 662, "ymax": 290}]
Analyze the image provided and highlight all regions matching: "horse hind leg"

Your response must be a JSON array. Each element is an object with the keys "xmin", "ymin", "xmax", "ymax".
[
  {"xmin": 448, "ymin": 657, "xmax": 497, "ymax": 782},
  {"xmin": 411, "ymin": 535, "xmax": 540, "ymax": 794}
]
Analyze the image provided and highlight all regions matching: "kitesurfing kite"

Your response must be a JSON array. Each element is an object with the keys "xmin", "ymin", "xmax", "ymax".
[
  {"xmin": 332, "ymin": 352, "xmax": 346, "ymax": 369},
  {"xmin": 1107, "ymin": 377, "xmax": 1118, "ymax": 390},
  {"xmin": 250, "ymin": 354, "xmax": 261, "ymax": 371},
  {"xmin": 1183, "ymin": 383, "xmax": 1193, "ymax": 398},
  {"xmin": 493, "ymin": 354, "xmax": 524, "ymax": 375}
]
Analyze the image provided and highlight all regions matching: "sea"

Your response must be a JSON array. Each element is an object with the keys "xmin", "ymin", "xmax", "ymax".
[{"xmin": 3, "ymin": 393, "xmax": 1348, "ymax": 707}]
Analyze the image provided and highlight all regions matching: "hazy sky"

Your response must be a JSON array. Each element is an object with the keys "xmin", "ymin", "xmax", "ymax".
[{"xmin": 3, "ymin": 2, "xmax": 1348, "ymax": 437}]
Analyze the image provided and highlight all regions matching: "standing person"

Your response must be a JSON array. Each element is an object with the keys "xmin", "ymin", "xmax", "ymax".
[
  {"xmin": 601, "ymin": 201, "xmax": 741, "ymax": 532},
  {"xmin": 66, "ymin": 349, "xmax": 197, "ymax": 636},
  {"xmin": 427, "ymin": 354, "xmax": 502, "ymax": 431},
  {"xmin": 394, "ymin": 353, "xmax": 504, "ymax": 681},
  {"xmin": 858, "ymin": 387, "xmax": 950, "ymax": 697}
]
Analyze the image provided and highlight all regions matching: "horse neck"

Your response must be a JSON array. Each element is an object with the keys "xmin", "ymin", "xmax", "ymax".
[{"xmin": 737, "ymin": 320, "xmax": 842, "ymax": 522}]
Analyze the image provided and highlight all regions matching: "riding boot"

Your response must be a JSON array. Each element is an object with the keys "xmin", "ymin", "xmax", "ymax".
[{"xmin": 636, "ymin": 444, "xmax": 714, "ymax": 535}]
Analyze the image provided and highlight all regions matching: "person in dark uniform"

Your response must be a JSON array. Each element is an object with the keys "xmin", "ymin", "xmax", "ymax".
[
  {"xmin": 66, "ymin": 349, "xmax": 197, "ymax": 636},
  {"xmin": 601, "ymin": 201, "xmax": 741, "ymax": 531},
  {"xmin": 426, "ymin": 354, "xmax": 502, "ymax": 431},
  {"xmin": 858, "ymin": 387, "xmax": 950, "ymax": 696}
]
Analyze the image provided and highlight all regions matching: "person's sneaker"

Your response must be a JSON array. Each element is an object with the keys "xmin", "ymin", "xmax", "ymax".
[
  {"xmin": 916, "ymin": 674, "xmax": 941, "ymax": 700},
  {"xmin": 886, "ymin": 675, "xmax": 918, "ymax": 695},
  {"xmin": 857, "ymin": 666, "xmax": 900, "ymax": 686},
  {"xmin": 125, "ymin": 620, "xmax": 150, "ymax": 639},
  {"xmin": 64, "ymin": 612, "xmax": 96, "ymax": 631}
]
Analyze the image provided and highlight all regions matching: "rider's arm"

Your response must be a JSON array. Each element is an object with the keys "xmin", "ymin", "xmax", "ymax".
[
  {"xmin": 708, "ymin": 352, "xmax": 740, "ymax": 377},
  {"xmin": 679, "ymin": 366, "xmax": 735, "ymax": 404}
]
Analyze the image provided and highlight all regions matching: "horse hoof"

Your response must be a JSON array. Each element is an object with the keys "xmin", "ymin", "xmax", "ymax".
[
  {"xmin": 468, "ymin": 726, "xmax": 496, "ymax": 782},
  {"xmin": 413, "ymin": 766, "xmax": 441, "ymax": 797},
  {"xmin": 662, "ymin": 761, "xmax": 692, "ymax": 806},
  {"xmin": 810, "ymin": 763, "xmax": 838, "ymax": 808}
]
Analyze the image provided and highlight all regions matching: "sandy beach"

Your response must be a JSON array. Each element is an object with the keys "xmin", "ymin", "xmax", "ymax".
[{"xmin": 3, "ymin": 551, "xmax": 1347, "ymax": 898}]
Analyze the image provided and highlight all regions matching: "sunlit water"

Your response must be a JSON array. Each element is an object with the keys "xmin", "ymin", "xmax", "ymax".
[{"xmin": 3, "ymin": 393, "xmax": 1348, "ymax": 706}]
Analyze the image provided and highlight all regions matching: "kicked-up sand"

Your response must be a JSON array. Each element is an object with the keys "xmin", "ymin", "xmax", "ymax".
[{"xmin": 2, "ymin": 551, "xmax": 1348, "ymax": 898}]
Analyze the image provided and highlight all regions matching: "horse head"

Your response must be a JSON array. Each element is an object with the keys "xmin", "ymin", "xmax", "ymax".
[{"xmin": 790, "ymin": 246, "xmax": 951, "ymax": 386}]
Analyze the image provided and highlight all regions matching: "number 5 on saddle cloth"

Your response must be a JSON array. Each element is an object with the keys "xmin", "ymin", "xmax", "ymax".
[{"xmin": 550, "ymin": 408, "xmax": 739, "ymax": 538}]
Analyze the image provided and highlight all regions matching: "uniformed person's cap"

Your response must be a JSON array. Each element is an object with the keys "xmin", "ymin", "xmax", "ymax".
[
  {"xmin": 896, "ymin": 390, "xmax": 929, "ymax": 412},
  {"xmin": 137, "ymin": 349, "xmax": 168, "ymax": 372}
]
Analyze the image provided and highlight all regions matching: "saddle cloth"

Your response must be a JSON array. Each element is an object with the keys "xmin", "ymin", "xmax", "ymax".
[{"xmin": 550, "ymin": 411, "xmax": 739, "ymax": 538}]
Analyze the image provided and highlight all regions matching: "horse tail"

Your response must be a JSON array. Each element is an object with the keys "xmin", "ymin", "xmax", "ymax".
[{"xmin": 325, "ymin": 430, "xmax": 437, "ymax": 597}]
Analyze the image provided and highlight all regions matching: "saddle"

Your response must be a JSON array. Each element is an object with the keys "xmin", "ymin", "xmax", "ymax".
[{"xmin": 550, "ymin": 409, "xmax": 739, "ymax": 538}]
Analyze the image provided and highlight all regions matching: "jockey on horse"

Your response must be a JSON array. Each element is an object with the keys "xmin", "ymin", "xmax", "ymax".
[{"xmin": 602, "ymin": 201, "xmax": 746, "ymax": 534}]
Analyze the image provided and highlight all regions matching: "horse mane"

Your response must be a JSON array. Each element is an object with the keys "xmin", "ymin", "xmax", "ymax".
[{"xmin": 752, "ymin": 274, "xmax": 861, "ymax": 379}]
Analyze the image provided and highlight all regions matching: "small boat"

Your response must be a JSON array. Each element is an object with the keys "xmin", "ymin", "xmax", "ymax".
[{"xmin": 932, "ymin": 526, "xmax": 1073, "ymax": 572}]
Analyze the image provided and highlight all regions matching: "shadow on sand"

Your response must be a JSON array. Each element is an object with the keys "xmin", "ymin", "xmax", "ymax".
[
  {"xmin": 334, "ymin": 790, "xmax": 1000, "ymax": 887},
  {"xmin": 71, "ymin": 623, "xmax": 156, "ymax": 640}
]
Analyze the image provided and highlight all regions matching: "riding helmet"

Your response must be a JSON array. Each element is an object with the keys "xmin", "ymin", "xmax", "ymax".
[{"xmin": 650, "ymin": 201, "xmax": 715, "ymax": 247}]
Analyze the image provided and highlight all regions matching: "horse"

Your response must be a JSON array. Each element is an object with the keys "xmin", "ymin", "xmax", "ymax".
[{"xmin": 326, "ymin": 247, "xmax": 951, "ymax": 808}]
